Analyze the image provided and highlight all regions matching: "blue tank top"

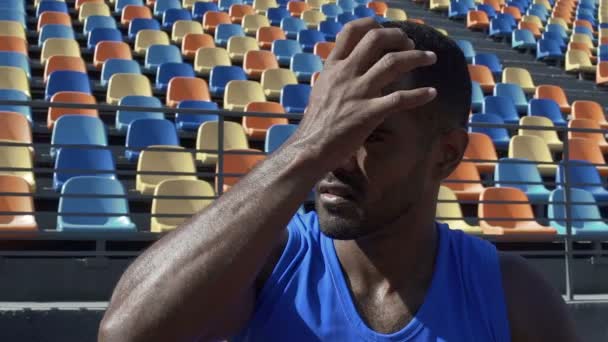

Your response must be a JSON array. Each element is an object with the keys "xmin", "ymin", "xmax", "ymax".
[{"xmin": 234, "ymin": 212, "xmax": 511, "ymax": 341}]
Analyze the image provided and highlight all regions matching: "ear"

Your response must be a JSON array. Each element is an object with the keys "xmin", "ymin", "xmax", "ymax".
[{"xmin": 434, "ymin": 128, "xmax": 468, "ymax": 180}]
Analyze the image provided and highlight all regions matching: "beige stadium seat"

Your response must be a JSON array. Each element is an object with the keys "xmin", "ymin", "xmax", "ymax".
[
  {"xmin": 518, "ymin": 116, "xmax": 563, "ymax": 152},
  {"xmin": 260, "ymin": 68, "xmax": 298, "ymax": 99},
  {"xmin": 502, "ymin": 67, "xmax": 535, "ymax": 93},
  {"xmin": 194, "ymin": 47, "xmax": 232, "ymax": 75},
  {"xmin": 0, "ymin": 145, "xmax": 35, "ymax": 191},
  {"xmin": 0, "ymin": 67, "xmax": 29, "ymax": 97},
  {"xmin": 0, "ymin": 21, "xmax": 26, "ymax": 39},
  {"xmin": 136, "ymin": 146, "xmax": 197, "ymax": 195},
  {"xmin": 150, "ymin": 179, "xmax": 215, "ymax": 232},
  {"xmin": 508, "ymin": 135, "xmax": 557, "ymax": 176},
  {"xmin": 40, "ymin": 38, "xmax": 81, "ymax": 65},
  {"xmin": 226, "ymin": 36, "xmax": 259, "ymax": 63},
  {"xmin": 253, "ymin": 0, "xmax": 278, "ymax": 14},
  {"xmin": 224, "ymin": 80, "xmax": 266, "ymax": 112},
  {"xmin": 301, "ymin": 9, "xmax": 326, "ymax": 29},
  {"xmin": 436, "ymin": 186, "xmax": 482, "ymax": 234},
  {"xmin": 172, "ymin": 20, "xmax": 203, "ymax": 43},
  {"xmin": 384, "ymin": 8, "xmax": 407, "ymax": 20},
  {"xmin": 305, "ymin": 0, "xmax": 328, "ymax": 9},
  {"xmin": 106, "ymin": 73, "xmax": 153, "ymax": 104},
  {"xmin": 565, "ymin": 50, "xmax": 597, "ymax": 74},
  {"xmin": 134, "ymin": 29, "xmax": 170, "ymax": 55},
  {"xmin": 521, "ymin": 15, "xmax": 544, "ymax": 31},
  {"xmin": 182, "ymin": 0, "xmax": 209, "ymax": 9},
  {"xmin": 570, "ymin": 33, "xmax": 597, "ymax": 53},
  {"xmin": 430, "ymin": 0, "xmax": 450, "ymax": 11},
  {"xmin": 242, "ymin": 14, "xmax": 270, "ymax": 36},
  {"xmin": 79, "ymin": 2, "xmax": 111, "ymax": 22},
  {"xmin": 196, "ymin": 121, "xmax": 249, "ymax": 166}
]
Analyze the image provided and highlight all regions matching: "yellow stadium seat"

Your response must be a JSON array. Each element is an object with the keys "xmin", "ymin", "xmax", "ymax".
[
  {"xmin": 40, "ymin": 38, "xmax": 81, "ymax": 65},
  {"xmin": 196, "ymin": 121, "xmax": 249, "ymax": 166},
  {"xmin": 518, "ymin": 116, "xmax": 563, "ymax": 152},
  {"xmin": 79, "ymin": 2, "xmax": 111, "ymax": 22},
  {"xmin": 430, "ymin": 0, "xmax": 449, "ymax": 11},
  {"xmin": 134, "ymin": 29, "xmax": 170, "ymax": 55},
  {"xmin": 533, "ymin": 0, "xmax": 551, "ymax": 10},
  {"xmin": 0, "ymin": 67, "xmax": 29, "ymax": 97},
  {"xmin": 194, "ymin": 47, "xmax": 231, "ymax": 75},
  {"xmin": 224, "ymin": 80, "xmax": 266, "ymax": 112},
  {"xmin": 183, "ymin": 0, "xmax": 211, "ymax": 9},
  {"xmin": 0, "ymin": 145, "xmax": 35, "ymax": 191},
  {"xmin": 253, "ymin": 0, "xmax": 278, "ymax": 14},
  {"xmin": 137, "ymin": 146, "xmax": 198, "ymax": 195},
  {"xmin": 570, "ymin": 33, "xmax": 596, "ymax": 53},
  {"xmin": 301, "ymin": 9, "xmax": 326, "ymax": 29},
  {"xmin": 242, "ymin": 14, "xmax": 270, "ymax": 36},
  {"xmin": 521, "ymin": 15, "xmax": 544, "ymax": 31},
  {"xmin": 436, "ymin": 186, "xmax": 482, "ymax": 234},
  {"xmin": 260, "ymin": 68, "xmax": 298, "ymax": 99},
  {"xmin": 547, "ymin": 17, "xmax": 571, "ymax": 33},
  {"xmin": 305, "ymin": 0, "xmax": 328, "ymax": 9},
  {"xmin": 502, "ymin": 67, "xmax": 535, "ymax": 93},
  {"xmin": 0, "ymin": 21, "xmax": 26, "ymax": 39},
  {"xmin": 508, "ymin": 135, "xmax": 556, "ymax": 176},
  {"xmin": 226, "ymin": 36, "xmax": 259, "ymax": 63},
  {"xmin": 435, "ymin": 28, "xmax": 448, "ymax": 36},
  {"xmin": 384, "ymin": 8, "xmax": 407, "ymax": 20},
  {"xmin": 106, "ymin": 73, "xmax": 153, "ymax": 104},
  {"xmin": 150, "ymin": 179, "xmax": 215, "ymax": 232},
  {"xmin": 172, "ymin": 20, "xmax": 203, "ymax": 43},
  {"xmin": 565, "ymin": 50, "xmax": 597, "ymax": 74},
  {"xmin": 217, "ymin": 149, "xmax": 265, "ymax": 192}
]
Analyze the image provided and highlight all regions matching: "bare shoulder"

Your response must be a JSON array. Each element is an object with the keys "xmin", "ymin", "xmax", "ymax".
[{"xmin": 499, "ymin": 253, "xmax": 581, "ymax": 342}]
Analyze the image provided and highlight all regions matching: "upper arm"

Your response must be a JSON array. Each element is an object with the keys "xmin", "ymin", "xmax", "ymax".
[{"xmin": 500, "ymin": 253, "xmax": 581, "ymax": 342}]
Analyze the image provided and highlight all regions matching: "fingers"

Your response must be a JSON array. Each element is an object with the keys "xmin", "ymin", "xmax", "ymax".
[
  {"xmin": 326, "ymin": 18, "xmax": 380, "ymax": 62},
  {"xmin": 361, "ymin": 50, "xmax": 438, "ymax": 90},
  {"xmin": 367, "ymin": 87, "xmax": 438, "ymax": 117},
  {"xmin": 346, "ymin": 28, "xmax": 415, "ymax": 75}
]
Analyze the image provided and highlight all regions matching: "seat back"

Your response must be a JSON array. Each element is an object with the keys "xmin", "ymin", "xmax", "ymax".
[
  {"xmin": 495, "ymin": 157, "xmax": 545, "ymax": 194},
  {"xmin": 116, "ymin": 95, "xmax": 164, "ymax": 131},
  {"xmin": 136, "ymin": 146, "xmax": 197, "ymax": 192},
  {"xmin": 479, "ymin": 187, "xmax": 535, "ymax": 228},
  {"xmin": 567, "ymin": 138, "xmax": 606, "ymax": 165},
  {"xmin": 218, "ymin": 149, "xmax": 265, "ymax": 191},
  {"xmin": 44, "ymin": 56, "xmax": 86, "ymax": 83},
  {"xmin": 54, "ymin": 147, "xmax": 116, "ymax": 191},
  {"xmin": 0, "ymin": 112, "xmax": 31, "ymax": 144},
  {"xmin": 134, "ymin": 29, "xmax": 170, "ymax": 55},
  {"xmin": 549, "ymin": 188, "xmax": 601, "ymax": 230},
  {"xmin": 166, "ymin": 77, "xmax": 211, "ymax": 107},
  {"xmin": 0, "ymin": 175, "xmax": 35, "ymax": 227},
  {"xmin": 568, "ymin": 119, "xmax": 607, "ymax": 147},
  {"xmin": 94, "ymin": 41, "xmax": 132, "ymax": 69},
  {"xmin": 41, "ymin": 38, "xmax": 81, "ymax": 64},
  {"xmin": 126, "ymin": 119, "xmax": 179, "ymax": 152},
  {"xmin": 107, "ymin": 73, "xmax": 152, "ymax": 104},
  {"xmin": 151, "ymin": 179, "xmax": 215, "ymax": 229},
  {"xmin": 224, "ymin": 80, "xmax": 266, "ymax": 111},
  {"xmin": 444, "ymin": 160, "xmax": 482, "ymax": 192},
  {"xmin": 182, "ymin": 33, "xmax": 215, "ymax": 58},
  {"xmin": 0, "ymin": 89, "xmax": 31, "ymax": 121},
  {"xmin": 52, "ymin": 115, "xmax": 107, "ymax": 155},
  {"xmin": 502, "ymin": 67, "xmax": 535, "ymax": 91}
]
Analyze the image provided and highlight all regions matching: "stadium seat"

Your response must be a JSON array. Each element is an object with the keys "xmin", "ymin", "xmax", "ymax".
[
  {"xmin": 128, "ymin": 18, "xmax": 161, "ymax": 39},
  {"xmin": 223, "ymin": 80, "xmax": 266, "ymax": 111},
  {"xmin": 489, "ymin": 17, "xmax": 513, "ymax": 39},
  {"xmin": 511, "ymin": 29, "xmax": 537, "ymax": 51},
  {"xmin": 527, "ymin": 98, "xmax": 567, "ymax": 127},
  {"xmin": 267, "ymin": 7, "xmax": 290, "ymax": 26},
  {"xmin": 94, "ymin": 41, "xmax": 132, "ymax": 69},
  {"xmin": 175, "ymin": 100, "xmax": 219, "ymax": 131},
  {"xmin": 215, "ymin": 23, "xmax": 245, "ymax": 47},
  {"xmin": 227, "ymin": 36, "xmax": 260, "ymax": 62},
  {"xmin": 121, "ymin": 5, "xmax": 153, "ymax": 25},
  {"xmin": 288, "ymin": 1, "xmax": 311, "ymax": 17},
  {"xmin": 106, "ymin": 73, "xmax": 153, "ymax": 104},
  {"xmin": 444, "ymin": 160, "xmax": 484, "ymax": 202},
  {"xmin": 257, "ymin": 26, "xmax": 286, "ymax": 49},
  {"xmin": 456, "ymin": 40, "xmax": 475, "ymax": 63},
  {"xmin": 436, "ymin": 186, "xmax": 482, "ymax": 234},
  {"xmin": 172, "ymin": 20, "xmax": 203, "ymax": 43},
  {"xmin": 209, "ymin": 65, "xmax": 247, "ymax": 97},
  {"xmin": 467, "ymin": 64, "xmax": 495, "ymax": 93},
  {"xmin": 337, "ymin": 0, "xmax": 356, "ymax": 12},
  {"xmin": 100, "ymin": 59, "xmax": 142, "ymax": 87},
  {"xmin": 464, "ymin": 132, "xmax": 498, "ymax": 174},
  {"xmin": 194, "ymin": 47, "xmax": 232, "ymax": 75},
  {"xmin": 145, "ymin": 44, "xmax": 182, "ymax": 70},
  {"xmin": 0, "ymin": 175, "xmax": 37, "ymax": 231},
  {"xmin": 384, "ymin": 8, "xmax": 407, "ymax": 20},
  {"xmin": 556, "ymin": 160, "xmax": 608, "ymax": 203},
  {"xmin": 291, "ymin": 52, "xmax": 322, "ymax": 82},
  {"xmin": 541, "ymin": 31, "xmax": 566, "ymax": 51},
  {"xmin": 476, "ymin": 3, "xmax": 497, "ymax": 17},
  {"xmin": 51, "ymin": 115, "xmax": 107, "ymax": 158},
  {"xmin": 136, "ymin": 146, "xmax": 197, "ymax": 195},
  {"xmin": 281, "ymin": 83, "xmax": 311, "ymax": 113},
  {"xmin": 301, "ymin": 10, "xmax": 326, "ymax": 29},
  {"xmin": 242, "ymin": 14, "xmax": 270, "ymax": 35},
  {"xmin": 265, "ymin": 123, "xmax": 298, "ymax": 153},
  {"xmin": 321, "ymin": 4, "xmax": 343, "ymax": 19},
  {"xmin": 156, "ymin": 62, "xmax": 195, "ymax": 90},
  {"xmin": 243, "ymin": 50, "xmax": 279, "ymax": 78},
  {"xmin": 46, "ymin": 70, "xmax": 91, "ymax": 101},
  {"xmin": 116, "ymin": 95, "xmax": 165, "ymax": 132},
  {"xmin": 155, "ymin": 0, "xmax": 182, "ymax": 17},
  {"xmin": 0, "ymin": 68, "xmax": 27, "ymax": 102},
  {"xmin": 0, "ymin": 112, "xmax": 32, "ymax": 146},
  {"xmin": 336, "ymin": 12, "xmax": 358, "ymax": 24},
  {"xmin": 469, "ymin": 114, "xmax": 510, "ymax": 150},
  {"xmin": 298, "ymin": 29, "xmax": 326, "ymax": 53},
  {"xmin": 0, "ymin": 90, "xmax": 31, "ymax": 122},
  {"xmin": 193, "ymin": 2, "xmax": 220, "ymax": 20},
  {"xmin": 261, "ymin": 68, "xmax": 298, "ymax": 99},
  {"xmin": 536, "ymin": 38, "xmax": 564, "ymax": 62},
  {"xmin": 570, "ymin": 33, "xmax": 596, "ymax": 53},
  {"xmin": 134, "ymin": 30, "xmax": 170, "ymax": 55},
  {"xmin": 508, "ymin": 135, "xmax": 556, "ymax": 176},
  {"xmin": 448, "ymin": 0, "xmax": 473, "ymax": 19},
  {"xmin": 534, "ymin": 85, "xmax": 570, "ymax": 113},
  {"xmin": 569, "ymin": 119, "xmax": 608, "ymax": 153},
  {"xmin": 40, "ymin": 38, "xmax": 81, "ymax": 65},
  {"xmin": 599, "ymin": 46, "xmax": 608, "ymax": 63},
  {"xmin": 47, "ymin": 91, "xmax": 98, "ymax": 129},
  {"xmin": 38, "ymin": 12, "xmax": 72, "ymax": 32},
  {"xmin": 470, "ymin": 81, "xmax": 484, "ymax": 113},
  {"xmin": 53, "ymin": 147, "xmax": 115, "ymax": 191},
  {"xmin": 58, "ymin": 176, "xmax": 136, "ymax": 232},
  {"xmin": 243, "ymin": 101, "xmax": 288, "ymax": 139},
  {"xmin": 87, "ymin": 28, "xmax": 122, "ymax": 50},
  {"xmin": 39, "ymin": 24, "xmax": 75, "ymax": 47},
  {"xmin": 502, "ymin": 67, "xmax": 535, "ymax": 93},
  {"xmin": 495, "ymin": 157, "xmax": 551, "ymax": 203},
  {"xmin": 493, "ymin": 83, "xmax": 527, "ymax": 114},
  {"xmin": 318, "ymin": 20, "xmax": 342, "ymax": 42},
  {"xmin": 182, "ymin": 33, "xmax": 215, "ymax": 58},
  {"xmin": 517, "ymin": 21, "xmax": 542, "ymax": 39},
  {"xmin": 0, "ymin": 21, "xmax": 26, "ymax": 40},
  {"xmin": 230, "ymin": 4, "xmax": 255, "ymax": 24},
  {"xmin": 166, "ymin": 77, "xmax": 211, "ymax": 107},
  {"xmin": 116, "ymin": 0, "xmax": 144, "ymax": 14},
  {"xmin": 272, "ymin": 39, "xmax": 303, "ymax": 66},
  {"xmin": 467, "ymin": 10, "xmax": 490, "ymax": 30},
  {"xmin": 482, "ymin": 96, "xmax": 520, "ymax": 125},
  {"xmin": 549, "ymin": 189, "xmax": 608, "ymax": 238},
  {"xmin": 367, "ymin": 1, "xmax": 387, "ymax": 15},
  {"xmin": 353, "ymin": 5, "xmax": 375, "ymax": 18},
  {"xmin": 218, "ymin": 149, "xmax": 265, "ymax": 192},
  {"xmin": 473, "ymin": 53, "xmax": 503, "ymax": 79},
  {"xmin": 479, "ymin": 187, "xmax": 556, "ymax": 240},
  {"xmin": 567, "ymin": 138, "xmax": 608, "ymax": 177},
  {"xmin": 0, "ymin": 52, "xmax": 30, "ymax": 79},
  {"xmin": 0, "ymin": 143, "xmax": 35, "ymax": 190},
  {"xmin": 126, "ymin": 119, "xmax": 179, "ymax": 162},
  {"xmin": 281, "ymin": 17, "xmax": 307, "ymax": 39},
  {"xmin": 565, "ymin": 50, "xmax": 597, "ymax": 75},
  {"xmin": 79, "ymin": 3, "xmax": 112, "ymax": 22},
  {"xmin": 150, "ymin": 179, "xmax": 215, "ymax": 232},
  {"xmin": 518, "ymin": 116, "xmax": 563, "ymax": 152},
  {"xmin": 196, "ymin": 121, "xmax": 250, "ymax": 165},
  {"xmin": 571, "ymin": 101, "xmax": 608, "ymax": 130}
]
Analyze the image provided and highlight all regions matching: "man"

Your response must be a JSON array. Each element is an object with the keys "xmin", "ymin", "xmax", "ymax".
[{"xmin": 99, "ymin": 19, "xmax": 580, "ymax": 341}]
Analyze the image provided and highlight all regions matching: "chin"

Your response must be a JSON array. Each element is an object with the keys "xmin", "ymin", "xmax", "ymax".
[{"xmin": 315, "ymin": 199, "xmax": 371, "ymax": 240}]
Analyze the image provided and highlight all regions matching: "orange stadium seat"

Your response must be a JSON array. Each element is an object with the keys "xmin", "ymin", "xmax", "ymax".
[
  {"xmin": 121, "ymin": 5, "xmax": 152, "ymax": 25},
  {"xmin": 288, "ymin": 1, "xmax": 310, "ymax": 17},
  {"xmin": 243, "ymin": 50, "xmax": 279, "ymax": 78},
  {"xmin": 93, "ymin": 41, "xmax": 133, "ymax": 69},
  {"xmin": 0, "ymin": 175, "xmax": 37, "ymax": 231},
  {"xmin": 598, "ymin": 62, "xmax": 608, "ymax": 86},
  {"xmin": 468, "ymin": 64, "xmax": 495, "ymax": 92},
  {"xmin": 568, "ymin": 119, "xmax": 608, "ymax": 153},
  {"xmin": 44, "ymin": 56, "xmax": 87, "ymax": 83},
  {"xmin": 479, "ymin": 187, "xmax": 556, "ymax": 240},
  {"xmin": 0, "ymin": 112, "xmax": 32, "ymax": 147},
  {"xmin": 571, "ymin": 100, "xmax": 608, "ymax": 130},
  {"xmin": 467, "ymin": 11, "xmax": 490, "ymax": 30},
  {"xmin": 166, "ymin": 77, "xmax": 211, "ymax": 107},
  {"xmin": 257, "ymin": 26, "xmax": 286, "ymax": 49},
  {"xmin": 243, "ymin": 101, "xmax": 289, "ymax": 139},
  {"xmin": 501, "ymin": 6, "xmax": 522, "ymax": 21},
  {"xmin": 443, "ymin": 160, "xmax": 484, "ymax": 202},
  {"xmin": 181, "ymin": 33, "xmax": 216, "ymax": 58},
  {"xmin": 203, "ymin": 11, "xmax": 232, "ymax": 34},
  {"xmin": 218, "ymin": 149, "xmax": 265, "ymax": 192},
  {"xmin": 464, "ymin": 132, "xmax": 498, "ymax": 174},
  {"xmin": 38, "ymin": 12, "xmax": 72, "ymax": 32},
  {"xmin": 0, "ymin": 36, "xmax": 28, "ymax": 56},
  {"xmin": 567, "ymin": 138, "xmax": 608, "ymax": 177},
  {"xmin": 408, "ymin": 18, "xmax": 425, "ymax": 25},
  {"xmin": 314, "ymin": 42, "xmax": 335, "ymax": 61},
  {"xmin": 517, "ymin": 21, "xmax": 542, "ymax": 38},
  {"xmin": 367, "ymin": 1, "xmax": 388, "ymax": 15},
  {"xmin": 534, "ymin": 85, "xmax": 570, "ymax": 113},
  {"xmin": 230, "ymin": 4, "xmax": 255, "ymax": 24},
  {"xmin": 483, "ymin": 0, "xmax": 501, "ymax": 11},
  {"xmin": 47, "ymin": 92, "xmax": 98, "ymax": 129}
]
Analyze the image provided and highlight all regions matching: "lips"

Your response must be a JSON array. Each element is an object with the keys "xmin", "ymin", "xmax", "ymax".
[{"xmin": 318, "ymin": 181, "xmax": 358, "ymax": 201}]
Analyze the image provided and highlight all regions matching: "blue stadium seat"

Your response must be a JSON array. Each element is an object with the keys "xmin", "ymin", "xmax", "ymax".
[
  {"xmin": 291, "ymin": 53, "xmax": 323, "ymax": 82},
  {"xmin": 272, "ymin": 39, "xmax": 302, "ymax": 66},
  {"xmin": 129, "ymin": 18, "xmax": 161, "ymax": 39},
  {"xmin": 576, "ymin": 13, "xmax": 596, "ymax": 26},
  {"xmin": 281, "ymin": 84, "xmax": 311, "ymax": 113},
  {"xmin": 101, "ymin": 59, "xmax": 142, "ymax": 87},
  {"xmin": 58, "ymin": 176, "xmax": 136, "ymax": 232},
  {"xmin": 527, "ymin": 5, "xmax": 548, "ymax": 21},
  {"xmin": 156, "ymin": 62, "xmax": 195, "ymax": 90},
  {"xmin": 482, "ymin": 96, "xmax": 520, "ymax": 124},
  {"xmin": 84, "ymin": 15, "xmax": 117, "ymax": 35},
  {"xmin": 192, "ymin": 1, "xmax": 219, "ymax": 20},
  {"xmin": 218, "ymin": 0, "xmax": 243, "ymax": 11},
  {"xmin": 115, "ymin": 0, "xmax": 144, "ymax": 14},
  {"xmin": 163, "ymin": 8, "xmax": 191, "ymax": 29},
  {"xmin": 37, "ymin": 1, "xmax": 68, "ymax": 17},
  {"xmin": 0, "ymin": 13, "xmax": 26, "ymax": 27},
  {"xmin": 536, "ymin": 38, "xmax": 564, "ymax": 62},
  {"xmin": 0, "ymin": 89, "xmax": 31, "ymax": 122},
  {"xmin": 51, "ymin": 115, "xmax": 108, "ymax": 158},
  {"xmin": 505, "ymin": 0, "xmax": 525, "ymax": 13},
  {"xmin": 353, "ymin": 5, "xmax": 375, "ymax": 18},
  {"xmin": 298, "ymin": 29, "xmax": 326, "ymax": 53},
  {"xmin": 318, "ymin": 20, "xmax": 342, "ymax": 42},
  {"xmin": 489, "ymin": 17, "xmax": 513, "ymax": 39},
  {"xmin": 338, "ymin": 0, "xmax": 357, "ymax": 12},
  {"xmin": 265, "ymin": 124, "xmax": 298, "ymax": 153},
  {"xmin": 39, "ymin": 24, "xmax": 75, "ymax": 47},
  {"xmin": 154, "ymin": 0, "xmax": 181, "ymax": 17},
  {"xmin": 321, "ymin": 3, "xmax": 343, "ymax": 18},
  {"xmin": 469, "ymin": 113, "xmax": 511, "ymax": 150},
  {"xmin": 494, "ymin": 83, "xmax": 528, "ymax": 113},
  {"xmin": 528, "ymin": 99, "xmax": 567, "ymax": 127},
  {"xmin": 209, "ymin": 65, "xmax": 247, "ymax": 97},
  {"xmin": 53, "ymin": 147, "xmax": 116, "ymax": 191},
  {"xmin": 471, "ymin": 81, "xmax": 484, "ymax": 113},
  {"xmin": 175, "ymin": 100, "xmax": 219, "ymax": 131},
  {"xmin": 557, "ymin": 160, "xmax": 608, "ymax": 203},
  {"xmin": 542, "ymin": 31, "xmax": 566, "ymax": 50},
  {"xmin": 215, "ymin": 23, "xmax": 245, "ymax": 47},
  {"xmin": 495, "ymin": 13, "xmax": 516, "ymax": 28},
  {"xmin": 473, "ymin": 53, "xmax": 503, "ymax": 79},
  {"xmin": 573, "ymin": 26, "xmax": 595, "ymax": 40},
  {"xmin": 549, "ymin": 188, "xmax": 608, "ymax": 238},
  {"xmin": 125, "ymin": 118, "xmax": 180, "ymax": 162},
  {"xmin": 0, "ymin": 1, "xmax": 25, "ymax": 12},
  {"xmin": 267, "ymin": 7, "xmax": 290, "ymax": 26},
  {"xmin": 455, "ymin": 40, "xmax": 475, "ymax": 63},
  {"xmin": 495, "ymin": 157, "xmax": 551, "ymax": 203},
  {"xmin": 116, "ymin": 95, "xmax": 164, "ymax": 132},
  {"xmin": 281, "ymin": 17, "xmax": 307, "ymax": 39},
  {"xmin": 449, "ymin": 0, "xmax": 474, "ymax": 19},
  {"xmin": 599, "ymin": 45, "xmax": 608, "ymax": 63},
  {"xmin": 45, "ymin": 71, "xmax": 91, "ymax": 101},
  {"xmin": 337, "ymin": 12, "xmax": 358, "ymax": 25},
  {"xmin": 545, "ymin": 24, "xmax": 569, "ymax": 41},
  {"xmin": 511, "ymin": 29, "xmax": 536, "ymax": 50},
  {"xmin": 0, "ymin": 52, "xmax": 30, "ymax": 78},
  {"xmin": 475, "ymin": 4, "xmax": 497, "ymax": 18},
  {"xmin": 145, "ymin": 44, "xmax": 182, "ymax": 70},
  {"xmin": 88, "ymin": 28, "xmax": 122, "ymax": 50}
]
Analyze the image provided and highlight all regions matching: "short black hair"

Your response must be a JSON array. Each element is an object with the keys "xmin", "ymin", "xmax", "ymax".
[{"xmin": 380, "ymin": 21, "xmax": 471, "ymax": 132}]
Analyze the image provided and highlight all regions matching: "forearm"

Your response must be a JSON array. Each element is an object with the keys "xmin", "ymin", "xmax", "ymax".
[{"xmin": 100, "ymin": 141, "xmax": 325, "ymax": 341}]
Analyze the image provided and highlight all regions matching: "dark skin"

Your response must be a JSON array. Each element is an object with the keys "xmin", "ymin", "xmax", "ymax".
[{"xmin": 99, "ymin": 18, "xmax": 580, "ymax": 341}]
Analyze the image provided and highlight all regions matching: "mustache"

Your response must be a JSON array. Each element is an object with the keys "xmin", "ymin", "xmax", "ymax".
[{"xmin": 319, "ymin": 170, "xmax": 365, "ymax": 197}]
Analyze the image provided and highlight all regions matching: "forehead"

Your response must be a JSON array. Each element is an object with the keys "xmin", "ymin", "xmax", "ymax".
[{"xmin": 377, "ymin": 74, "xmax": 435, "ymax": 132}]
